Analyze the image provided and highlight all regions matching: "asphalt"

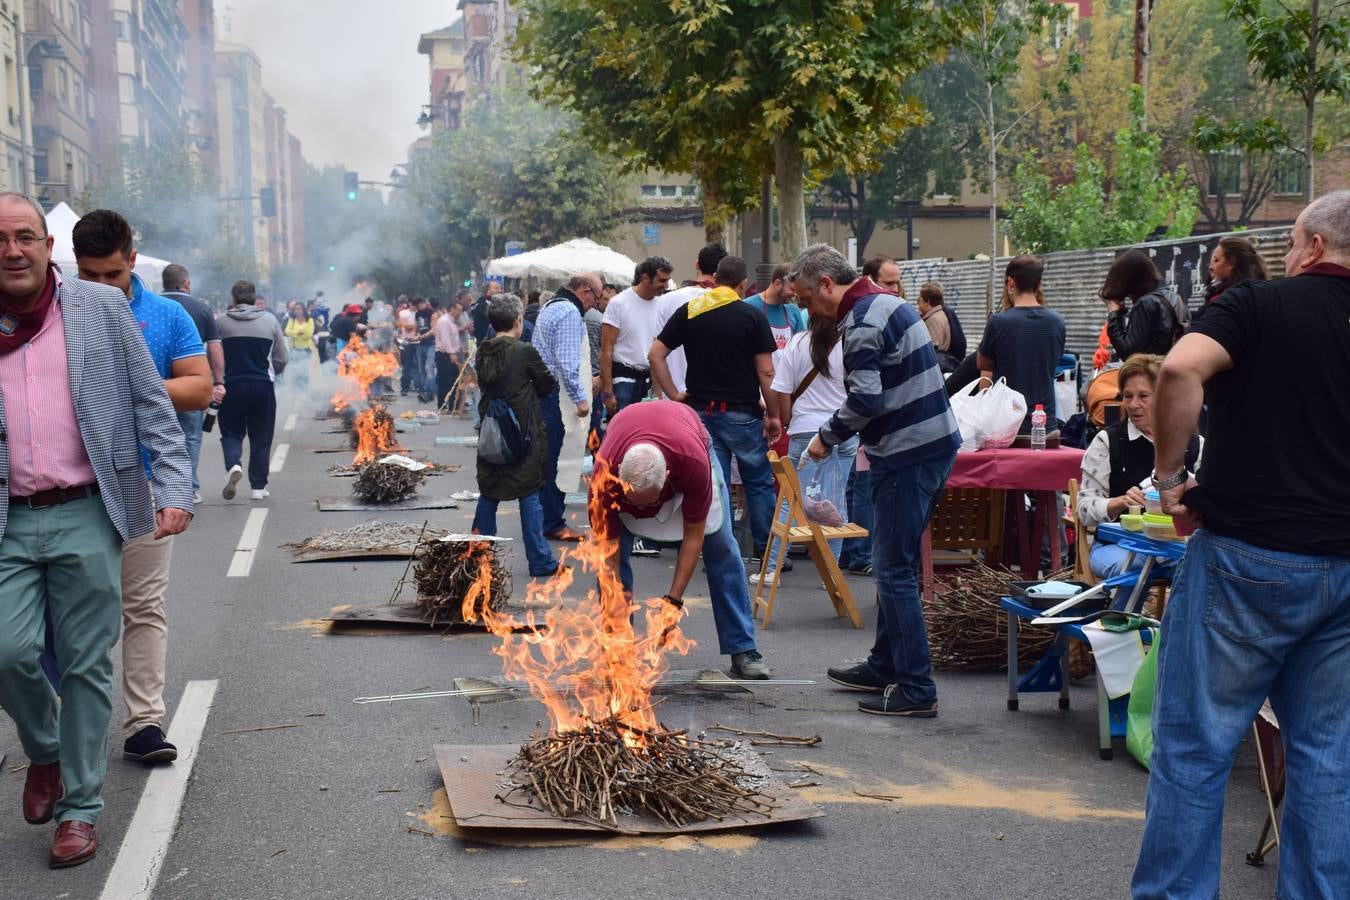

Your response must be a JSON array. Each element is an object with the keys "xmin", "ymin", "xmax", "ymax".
[{"xmin": 0, "ymin": 390, "xmax": 1280, "ymax": 899}]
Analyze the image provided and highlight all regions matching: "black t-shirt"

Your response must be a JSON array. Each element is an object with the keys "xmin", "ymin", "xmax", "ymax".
[
  {"xmin": 1184, "ymin": 273, "xmax": 1350, "ymax": 555},
  {"xmin": 978, "ymin": 305, "xmax": 1066, "ymax": 430},
  {"xmin": 472, "ymin": 297, "xmax": 493, "ymax": 341},
  {"xmin": 162, "ymin": 291, "xmax": 219, "ymax": 344},
  {"xmin": 330, "ymin": 314, "xmax": 357, "ymax": 343},
  {"xmin": 657, "ymin": 296, "xmax": 776, "ymax": 414},
  {"xmin": 415, "ymin": 307, "xmax": 433, "ymax": 335}
]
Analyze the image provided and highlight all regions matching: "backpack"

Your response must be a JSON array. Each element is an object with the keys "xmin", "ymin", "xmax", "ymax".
[
  {"xmin": 478, "ymin": 396, "xmax": 531, "ymax": 466},
  {"xmin": 1152, "ymin": 287, "xmax": 1190, "ymax": 348}
]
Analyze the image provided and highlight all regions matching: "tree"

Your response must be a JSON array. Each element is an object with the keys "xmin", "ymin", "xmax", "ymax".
[
  {"xmin": 1225, "ymin": 0, "xmax": 1350, "ymax": 200},
  {"xmin": 1007, "ymin": 89, "xmax": 1199, "ymax": 253},
  {"xmin": 514, "ymin": 0, "xmax": 972, "ymax": 256},
  {"xmin": 956, "ymin": 0, "xmax": 1074, "ymax": 314},
  {"xmin": 85, "ymin": 139, "xmax": 219, "ymax": 262}
]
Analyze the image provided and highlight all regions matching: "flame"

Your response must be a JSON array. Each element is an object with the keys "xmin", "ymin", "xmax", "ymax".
[
  {"xmin": 331, "ymin": 336, "xmax": 399, "ymax": 411},
  {"xmin": 459, "ymin": 460, "xmax": 695, "ymax": 743},
  {"xmin": 352, "ymin": 405, "xmax": 397, "ymax": 465}
]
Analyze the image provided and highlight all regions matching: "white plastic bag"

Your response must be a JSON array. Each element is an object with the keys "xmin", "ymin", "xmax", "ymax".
[
  {"xmin": 949, "ymin": 378, "xmax": 1027, "ymax": 451},
  {"xmin": 797, "ymin": 449, "xmax": 849, "ymax": 527}
]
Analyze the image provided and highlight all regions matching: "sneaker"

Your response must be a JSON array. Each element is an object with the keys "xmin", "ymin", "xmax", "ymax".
[
  {"xmin": 730, "ymin": 650, "xmax": 770, "ymax": 680},
  {"xmin": 848, "ymin": 564, "xmax": 873, "ymax": 577},
  {"xmin": 747, "ymin": 572, "xmax": 777, "ymax": 588},
  {"xmin": 858, "ymin": 685, "xmax": 939, "ymax": 717},
  {"xmin": 222, "ymin": 464, "xmax": 243, "ymax": 500},
  {"xmin": 631, "ymin": 538, "xmax": 660, "ymax": 557},
  {"xmin": 123, "ymin": 725, "xmax": 178, "ymax": 764},
  {"xmin": 251, "ymin": 489, "xmax": 270, "ymax": 500},
  {"xmin": 827, "ymin": 661, "xmax": 889, "ymax": 693},
  {"xmin": 192, "ymin": 491, "xmax": 202, "ymax": 504}
]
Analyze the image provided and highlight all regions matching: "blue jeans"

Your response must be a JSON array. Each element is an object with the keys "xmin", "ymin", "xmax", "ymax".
[
  {"xmin": 177, "ymin": 409, "xmax": 204, "ymax": 492},
  {"xmin": 1132, "ymin": 530, "xmax": 1350, "ymax": 900},
  {"xmin": 839, "ymin": 466, "xmax": 874, "ymax": 570},
  {"xmin": 416, "ymin": 342, "xmax": 434, "ymax": 395},
  {"xmin": 698, "ymin": 409, "xmax": 775, "ymax": 555},
  {"xmin": 765, "ymin": 434, "xmax": 857, "ymax": 572},
  {"xmin": 472, "ymin": 492, "xmax": 559, "ymax": 577},
  {"xmin": 617, "ymin": 446, "xmax": 757, "ymax": 657},
  {"xmin": 539, "ymin": 389, "xmax": 567, "ymax": 535},
  {"xmin": 865, "ymin": 450, "xmax": 955, "ymax": 703},
  {"xmin": 1088, "ymin": 541, "xmax": 1135, "ymax": 579},
  {"xmin": 610, "ymin": 376, "xmax": 648, "ymax": 418}
]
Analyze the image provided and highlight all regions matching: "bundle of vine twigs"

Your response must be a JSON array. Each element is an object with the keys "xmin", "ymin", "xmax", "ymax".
[
  {"xmin": 348, "ymin": 406, "xmax": 394, "ymax": 449},
  {"xmin": 412, "ymin": 539, "xmax": 510, "ymax": 620},
  {"xmin": 924, "ymin": 562, "xmax": 1073, "ymax": 671},
  {"xmin": 506, "ymin": 719, "xmax": 776, "ymax": 828},
  {"xmin": 339, "ymin": 406, "xmax": 357, "ymax": 433},
  {"xmin": 351, "ymin": 460, "xmax": 426, "ymax": 504},
  {"xmin": 284, "ymin": 522, "xmax": 425, "ymax": 556}
]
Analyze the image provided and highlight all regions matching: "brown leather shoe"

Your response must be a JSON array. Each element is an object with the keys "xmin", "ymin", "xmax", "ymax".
[
  {"xmin": 49, "ymin": 821, "xmax": 97, "ymax": 869},
  {"xmin": 22, "ymin": 761, "xmax": 61, "ymax": 825}
]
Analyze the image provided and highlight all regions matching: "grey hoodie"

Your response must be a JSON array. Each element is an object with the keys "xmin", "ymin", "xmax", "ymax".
[{"xmin": 218, "ymin": 305, "xmax": 288, "ymax": 384}]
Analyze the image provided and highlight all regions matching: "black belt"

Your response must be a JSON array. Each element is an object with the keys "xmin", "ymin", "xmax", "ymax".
[
  {"xmin": 11, "ymin": 483, "xmax": 100, "ymax": 510},
  {"xmin": 612, "ymin": 362, "xmax": 650, "ymax": 379}
]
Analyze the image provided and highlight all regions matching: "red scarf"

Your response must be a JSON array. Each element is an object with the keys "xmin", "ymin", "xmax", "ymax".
[{"xmin": 0, "ymin": 268, "xmax": 56, "ymax": 355}]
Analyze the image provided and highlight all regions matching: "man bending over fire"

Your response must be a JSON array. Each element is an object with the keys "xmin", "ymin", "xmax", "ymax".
[{"xmin": 591, "ymin": 400, "xmax": 769, "ymax": 680}]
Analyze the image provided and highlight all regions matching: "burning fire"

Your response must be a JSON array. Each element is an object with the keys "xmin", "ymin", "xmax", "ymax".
[
  {"xmin": 459, "ymin": 461, "xmax": 694, "ymax": 742},
  {"xmin": 331, "ymin": 336, "xmax": 399, "ymax": 411},
  {"xmin": 352, "ymin": 405, "xmax": 397, "ymax": 465}
]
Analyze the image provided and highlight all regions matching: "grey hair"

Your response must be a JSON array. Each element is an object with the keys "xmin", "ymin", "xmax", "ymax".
[
  {"xmin": 487, "ymin": 292, "xmax": 524, "ymax": 332},
  {"xmin": 0, "ymin": 192, "xmax": 50, "ymax": 236},
  {"xmin": 1301, "ymin": 190, "xmax": 1350, "ymax": 259},
  {"xmin": 618, "ymin": 443, "xmax": 667, "ymax": 494},
  {"xmin": 788, "ymin": 243, "xmax": 858, "ymax": 286}
]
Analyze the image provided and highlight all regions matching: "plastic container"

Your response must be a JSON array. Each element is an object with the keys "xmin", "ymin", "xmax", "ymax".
[
  {"xmin": 1030, "ymin": 404, "xmax": 1047, "ymax": 452},
  {"xmin": 1120, "ymin": 514, "xmax": 1145, "ymax": 532},
  {"xmin": 1142, "ymin": 512, "xmax": 1182, "ymax": 542},
  {"xmin": 1143, "ymin": 489, "xmax": 1162, "ymax": 515}
]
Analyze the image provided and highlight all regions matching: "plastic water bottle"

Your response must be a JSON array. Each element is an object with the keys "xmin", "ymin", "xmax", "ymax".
[{"xmin": 1030, "ymin": 404, "xmax": 1047, "ymax": 452}]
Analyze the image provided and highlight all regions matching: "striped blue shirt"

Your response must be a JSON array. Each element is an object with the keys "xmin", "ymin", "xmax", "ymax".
[
  {"xmin": 533, "ymin": 293, "xmax": 588, "ymax": 404},
  {"xmin": 820, "ymin": 289, "xmax": 960, "ymax": 465}
]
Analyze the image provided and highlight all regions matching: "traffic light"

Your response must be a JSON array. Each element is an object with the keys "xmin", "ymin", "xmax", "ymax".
[
  {"xmin": 462, "ymin": 279, "xmax": 472, "ymax": 288},
  {"xmin": 259, "ymin": 186, "xmax": 276, "ymax": 217},
  {"xmin": 328, "ymin": 264, "xmax": 337, "ymax": 272},
  {"xmin": 343, "ymin": 171, "xmax": 359, "ymax": 201}
]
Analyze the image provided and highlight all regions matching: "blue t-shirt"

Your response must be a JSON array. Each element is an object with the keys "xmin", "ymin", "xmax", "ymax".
[
  {"xmin": 129, "ymin": 274, "xmax": 206, "ymax": 473},
  {"xmin": 743, "ymin": 294, "xmax": 807, "ymax": 350}
]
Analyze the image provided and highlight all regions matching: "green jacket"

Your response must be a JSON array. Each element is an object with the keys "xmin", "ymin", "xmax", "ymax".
[{"xmin": 475, "ymin": 334, "xmax": 557, "ymax": 500}]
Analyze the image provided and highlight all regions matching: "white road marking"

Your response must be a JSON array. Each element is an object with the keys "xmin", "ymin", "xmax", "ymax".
[
  {"xmin": 100, "ymin": 680, "xmax": 219, "ymax": 900},
  {"xmin": 270, "ymin": 443, "xmax": 290, "ymax": 473},
  {"xmin": 283, "ymin": 413, "xmax": 297, "ymax": 432},
  {"xmin": 226, "ymin": 509, "xmax": 268, "ymax": 577}
]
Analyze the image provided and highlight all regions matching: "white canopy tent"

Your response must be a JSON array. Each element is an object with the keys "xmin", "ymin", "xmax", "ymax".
[
  {"xmin": 486, "ymin": 237, "xmax": 637, "ymax": 287},
  {"xmin": 45, "ymin": 202, "xmax": 172, "ymax": 286}
]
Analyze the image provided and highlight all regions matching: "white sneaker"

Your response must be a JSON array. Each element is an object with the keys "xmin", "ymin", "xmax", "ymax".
[
  {"xmin": 192, "ymin": 491, "xmax": 202, "ymax": 504},
  {"xmin": 748, "ymin": 572, "xmax": 778, "ymax": 587},
  {"xmin": 222, "ymin": 465, "xmax": 243, "ymax": 500},
  {"xmin": 251, "ymin": 489, "xmax": 270, "ymax": 501}
]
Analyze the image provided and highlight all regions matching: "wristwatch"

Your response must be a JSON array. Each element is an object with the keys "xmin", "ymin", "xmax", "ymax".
[{"xmin": 1152, "ymin": 467, "xmax": 1189, "ymax": 491}]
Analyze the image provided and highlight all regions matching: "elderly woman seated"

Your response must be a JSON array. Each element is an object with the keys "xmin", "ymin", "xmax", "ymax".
[{"xmin": 1076, "ymin": 353, "xmax": 1203, "ymax": 578}]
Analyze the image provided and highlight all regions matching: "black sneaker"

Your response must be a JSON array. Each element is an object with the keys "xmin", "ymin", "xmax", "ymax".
[
  {"xmin": 123, "ymin": 725, "xmax": 178, "ymax": 764},
  {"xmin": 631, "ymin": 538, "xmax": 660, "ymax": 557},
  {"xmin": 827, "ymin": 662, "xmax": 889, "ymax": 693},
  {"xmin": 848, "ymin": 563, "xmax": 873, "ymax": 576},
  {"xmin": 858, "ymin": 685, "xmax": 939, "ymax": 717}
]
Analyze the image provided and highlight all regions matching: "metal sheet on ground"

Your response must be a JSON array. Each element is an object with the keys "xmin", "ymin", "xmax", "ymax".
[
  {"xmin": 325, "ymin": 604, "xmax": 535, "ymax": 633},
  {"xmin": 316, "ymin": 496, "xmax": 460, "ymax": 511},
  {"xmin": 289, "ymin": 547, "xmax": 418, "ymax": 563},
  {"xmin": 434, "ymin": 744, "xmax": 823, "ymax": 835},
  {"xmin": 450, "ymin": 669, "xmax": 752, "ymax": 706},
  {"xmin": 329, "ymin": 468, "xmax": 453, "ymax": 478},
  {"xmin": 312, "ymin": 446, "xmax": 409, "ymax": 454}
]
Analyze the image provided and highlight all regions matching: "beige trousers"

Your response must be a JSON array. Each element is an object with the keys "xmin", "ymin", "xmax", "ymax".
[{"xmin": 120, "ymin": 532, "xmax": 174, "ymax": 735}]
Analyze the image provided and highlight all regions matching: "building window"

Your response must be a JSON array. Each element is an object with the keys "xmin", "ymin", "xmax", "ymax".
[
  {"xmin": 1206, "ymin": 151, "xmax": 1241, "ymax": 197},
  {"xmin": 33, "ymin": 151, "xmax": 48, "ymax": 182},
  {"xmin": 640, "ymin": 184, "xmax": 658, "ymax": 199},
  {"xmin": 58, "ymin": 67, "xmax": 68, "ymax": 102},
  {"xmin": 1272, "ymin": 151, "xmax": 1306, "ymax": 197},
  {"xmin": 659, "ymin": 184, "xmax": 677, "ymax": 198},
  {"xmin": 679, "ymin": 184, "xmax": 699, "ymax": 199}
]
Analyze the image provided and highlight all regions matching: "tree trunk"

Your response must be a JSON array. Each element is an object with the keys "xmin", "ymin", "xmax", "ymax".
[
  {"xmin": 853, "ymin": 177, "xmax": 876, "ymax": 260},
  {"xmin": 987, "ymin": 79, "xmax": 997, "ymax": 318},
  {"xmin": 773, "ymin": 133, "xmax": 807, "ymax": 260},
  {"xmin": 699, "ymin": 172, "xmax": 728, "ymax": 246},
  {"xmin": 1305, "ymin": 0, "xmax": 1319, "ymax": 202},
  {"xmin": 1133, "ymin": 0, "xmax": 1151, "ymax": 116}
]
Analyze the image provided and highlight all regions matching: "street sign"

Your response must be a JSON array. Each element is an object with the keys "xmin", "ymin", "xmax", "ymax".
[
  {"xmin": 504, "ymin": 241, "xmax": 526, "ymax": 256},
  {"xmin": 643, "ymin": 223, "xmax": 661, "ymax": 246}
]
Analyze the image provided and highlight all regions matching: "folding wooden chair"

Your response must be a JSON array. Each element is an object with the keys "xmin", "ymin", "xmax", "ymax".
[
  {"xmin": 920, "ymin": 488, "xmax": 1007, "ymax": 604},
  {"xmin": 1065, "ymin": 479, "xmax": 1093, "ymax": 585},
  {"xmin": 751, "ymin": 452, "xmax": 868, "ymax": 629}
]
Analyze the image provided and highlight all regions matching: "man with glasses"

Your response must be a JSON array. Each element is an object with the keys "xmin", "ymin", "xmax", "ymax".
[
  {"xmin": 0, "ymin": 193, "xmax": 193, "ymax": 868},
  {"xmin": 532, "ymin": 272, "xmax": 600, "ymax": 543}
]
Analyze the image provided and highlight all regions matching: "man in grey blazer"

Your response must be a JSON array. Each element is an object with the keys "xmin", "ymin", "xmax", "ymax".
[{"xmin": 0, "ymin": 193, "xmax": 193, "ymax": 868}]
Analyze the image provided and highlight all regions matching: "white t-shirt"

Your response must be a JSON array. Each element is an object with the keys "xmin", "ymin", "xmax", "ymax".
[
  {"xmin": 654, "ymin": 285, "xmax": 708, "ymax": 394},
  {"xmin": 770, "ymin": 330, "xmax": 846, "ymax": 437},
  {"xmin": 601, "ymin": 287, "xmax": 664, "ymax": 369}
]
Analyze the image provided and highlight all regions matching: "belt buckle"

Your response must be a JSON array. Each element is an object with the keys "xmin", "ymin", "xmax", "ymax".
[{"xmin": 24, "ymin": 495, "xmax": 52, "ymax": 510}]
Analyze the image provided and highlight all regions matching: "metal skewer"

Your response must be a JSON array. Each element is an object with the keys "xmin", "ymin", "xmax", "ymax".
[{"xmin": 353, "ymin": 679, "xmax": 817, "ymax": 705}]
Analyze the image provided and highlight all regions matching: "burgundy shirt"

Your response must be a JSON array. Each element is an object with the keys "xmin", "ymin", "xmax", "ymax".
[{"xmin": 596, "ymin": 400, "xmax": 712, "ymax": 527}]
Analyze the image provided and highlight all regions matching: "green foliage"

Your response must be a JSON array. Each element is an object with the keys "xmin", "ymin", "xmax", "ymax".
[
  {"xmin": 84, "ymin": 140, "xmax": 217, "ymax": 261},
  {"xmin": 1007, "ymin": 89, "xmax": 1198, "ymax": 253},
  {"xmin": 514, "ymin": 0, "xmax": 974, "ymax": 249}
]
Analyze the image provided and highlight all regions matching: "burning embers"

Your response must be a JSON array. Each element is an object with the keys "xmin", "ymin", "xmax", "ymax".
[
  {"xmin": 351, "ymin": 407, "xmax": 397, "ymax": 465},
  {"xmin": 456, "ymin": 461, "xmax": 776, "ymax": 827}
]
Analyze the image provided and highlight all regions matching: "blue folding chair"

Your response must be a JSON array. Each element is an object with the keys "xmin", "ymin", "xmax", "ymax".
[{"xmin": 1002, "ymin": 525, "xmax": 1186, "ymax": 759}]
